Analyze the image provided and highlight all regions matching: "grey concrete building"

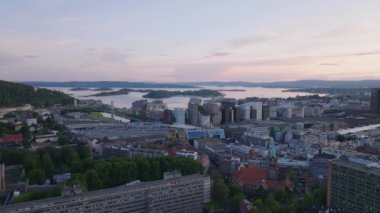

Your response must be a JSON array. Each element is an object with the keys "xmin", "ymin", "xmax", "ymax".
[
  {"xmin": 1, "ymin": 174, "xmax": 210, "ymax": 213},
  {"xmin": 327, "ymin": 156, "xmax": 380, "ymax": 212}
]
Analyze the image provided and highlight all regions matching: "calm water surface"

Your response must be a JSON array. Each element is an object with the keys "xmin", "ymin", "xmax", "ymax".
[{"xmin": 48, "ymin": 86, "xmax": 315, "ymax": 109}]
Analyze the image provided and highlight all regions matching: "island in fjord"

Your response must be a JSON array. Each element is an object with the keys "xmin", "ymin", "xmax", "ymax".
[{"xmin": 89, "ymin": 88, "xmax": 223, "ymax": 98}]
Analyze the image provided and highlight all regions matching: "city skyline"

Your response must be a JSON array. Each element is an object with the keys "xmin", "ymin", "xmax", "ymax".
[{"xmin": 1, "ymin": 0, "xmax": 380, "ymax": 82}]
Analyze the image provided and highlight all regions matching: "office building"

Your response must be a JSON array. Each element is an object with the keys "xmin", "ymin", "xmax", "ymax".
[
  {"xmin": 185, "ymin": 128, "xmax": 225, "ymax": 140},
  {"xmin": 162, "ymin": 109, "xmax": 174, "ymax": 124},
  {"xmin": 173, "ymin": 108, "xmax": 186, "ymax": 124},
  {"xmin": 188, "ymin": 98, "xmax": 202, "ymax": 126},
  {"xmin": 370, "ymin": 88, "xmax": 380, "ymax": 114},
  {"xmin": 221, "ymin": 99, "xmax": 236, "ymax": 123},
  {"xmin": 310, "ymin": 153, "xmax": 336, "ymax": 180},
  {"xmin": 146, "ymin": 100, "xmax": 167, "ymax": 121},
  {"xmin": 327, "ymin": 156, "xmax": 380, "ymax": 212},
  {"xmin": 1, "ymin": 174, "xmax": 211, "ymax": 213},
  {"xmin": 262, "ymin": 104, "xmax": 271, "ymax": 120},
  {"xmin": 197, "ymin": 106, "xmax": 211, "ymax": 127},
  {"xmin": 131, "ymin": 100, "xmax": 148, "ymax": 117},
  {"xmin": 102, "ymin": 144, "xmax": 168, "ymax": 158},
  {"xmin": 203, "ymin": 102, "xmax": 222, "ymax": 125},
  {"xmin": 292, "ymin": 106, "xmax": 305, "ymax": 118},
  {"xmin": 243, "ymin": 102, "xmax": 263, "ymax": 121}
]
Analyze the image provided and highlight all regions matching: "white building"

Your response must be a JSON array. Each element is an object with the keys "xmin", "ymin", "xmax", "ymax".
[
  {"xmin": 173, "ymin": 108, "xmax": 186, "ymax": 124},
  {"xmin": 239, "ymin": 102, "xmax": 262, "ymax": 121},
  {"xmin": 176, "ymin": 150, "xmax": 198, "ymax": 160}
]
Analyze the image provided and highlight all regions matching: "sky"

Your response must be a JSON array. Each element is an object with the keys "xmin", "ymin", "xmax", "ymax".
[{"xmin": 1, "ymin": 0, "xmax": 380, "ymax": 82}]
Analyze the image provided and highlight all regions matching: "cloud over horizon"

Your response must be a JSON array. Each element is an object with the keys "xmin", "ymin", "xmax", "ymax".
[{"xmin": 1, "ymin": 1, "xmax": 380, "ymax": 82}]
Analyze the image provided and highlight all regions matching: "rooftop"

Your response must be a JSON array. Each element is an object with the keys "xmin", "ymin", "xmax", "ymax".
[
  {"xmin": 1, "ymin": 174, "xmax": 206, "ymax": 211},
  {"xmin": 333, "ymin": 156, "xmax": 380, "ymax": 176},
  {"xmin": 1, "ymin": 134, "xmax": 23, "ymax": 143},
  {"xmin": 233, "ymin": 165, "xmax": 268, "ymax": 185},
  {"xmin": 337, "ymin": 123, "xmax": 380, "ymax": 135}
]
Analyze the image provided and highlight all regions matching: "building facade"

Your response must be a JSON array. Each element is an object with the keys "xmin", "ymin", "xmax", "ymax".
[
  {"xmin": 173, "ymin": 108, "xmax": 186, "ymax": 124},
  {"xmin": 1, "ymin": 174, "xmax": 210, "ymax": 213},
  {"xmin": 370, "ymin": 88, "xmax": 380, "ymax": 114},
  {"xmin": 188, "ymin": 98, "xmax": 202, "ymax": 126},
  {"xmin": 203, "ymin": 102, "xmax": 222, "ymax": 125},
  {"xmin": 327, "ymin": 157, "xmax": 380, "ymax": 212}
]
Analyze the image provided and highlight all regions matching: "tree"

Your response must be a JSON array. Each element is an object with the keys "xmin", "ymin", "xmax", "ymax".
[
  {"xmin": 57, "ymin": 134, "xmax": 69, "ymax": 146},
  {"xmin": 252, "ymin": 187, "xmax": 268, "ymax": 201},
  {"xmin": 285, "ymin": 171, "xmax": 297, "ymax": 185},
  {"xmin": 254, "ymin": 199, "xmax": 264, "ymax": 209},
  {"xmin": 23, "ymin": 153, "xmax": 39, "ymax": 172},
  {"xmin": 82, "ymin": 158, "xmax": 94, "ymax": 171},
  {"xmin": 137, "ymin": 158, "xmax": 152, "ymax": 181},
  {"xmin": 229, "ymin": 184, "xmax": 244, "ymax": 197},
  {"xmin": 68, "ymin": 173, "xmax": 88, "ymax": 192},
  {"xmin": 110, "ymin": 162, "xmax": 124, "ymax": 185},
  {"xmin": 78, "ymin": 146, "xmax": 91, "ymax": 159},
  {"xmin": 229, "ymin": 193, "xmax": 245, "ymax": 213},
  {"xmin": 288, "ymin": 199, "xmax": 298, "ymax": 213},
  {"xmin": 27, "ymin": 168, "xmax": 46, "ymax": 185},
  {"xmin": 264, "ymin": 193, "xmax": 280, "ymax": 212},
  {"xmin": 94, "ymin": 160, "xmax": 112, "ymax": 186},
  {"xmin": 84, "ymin": 170, "xmax": 103, "ymax": 191},
  {"xmin": 228, "ymin": 184, "xmax": 245, "ymax": 213},
  {"xmin": 213, "ymin": 178, "xmax": 229, "ymax": 204},
  {"xmin": 150, "ymin": 160, "xmax": 161, "ymax": 180},
  {"xmin": 274, "ymin": 188, "xmax": 288, "ymax": 204},
  {"xmin": 41, "ymin": 153, "xmax": 54, "ymax": 178},
  {"xmin": 70, "ymin": 160, "xmax": 83, "ymax": 173},
  {"xmin": 61, "ymin": 146, "xmax": 80, "ymax": 167}
]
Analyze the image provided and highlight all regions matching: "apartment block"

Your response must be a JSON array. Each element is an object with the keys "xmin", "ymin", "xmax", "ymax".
[{"xmin": 1, "ymin": 174, "xmax": 210, "ymax": 213}]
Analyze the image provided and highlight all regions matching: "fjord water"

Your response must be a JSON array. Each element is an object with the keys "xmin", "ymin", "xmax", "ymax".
[{"xmin": 48, "ymin": 86, "xmax": 315, "ymax": 109}]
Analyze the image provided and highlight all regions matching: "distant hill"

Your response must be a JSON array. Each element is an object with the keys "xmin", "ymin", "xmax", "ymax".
[
  {"xmin": 184, "ymin": 80, "xmax": 380, "ymax": 88},
  {"xmin": 0, "ymin": 80, "xmax": 74, "ymax": 107},
  {"xmin": 24, "ymin": 80, "xmax": 380, "ymax": 89},
  {"xmin": 24, "ymin": 81, "xmax": 196, "ymax": 89}
]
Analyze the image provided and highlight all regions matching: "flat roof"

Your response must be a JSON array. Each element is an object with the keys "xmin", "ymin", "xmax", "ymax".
[
  {"xmin": 333, "ymin": 157, "xmax": 380, "ymax": 176},
  {"xmin": 337, "ymin": 124, "xmax": 380, "ymax": 135},
  {"xmin": 1, "ymin": 174, "xmax": 206, "ymax": 211}
]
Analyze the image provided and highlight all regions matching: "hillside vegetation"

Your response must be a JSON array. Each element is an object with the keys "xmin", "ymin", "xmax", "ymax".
[{"xmin": 0, "ymin": 80, "xmax": 74, "ymax": 107}]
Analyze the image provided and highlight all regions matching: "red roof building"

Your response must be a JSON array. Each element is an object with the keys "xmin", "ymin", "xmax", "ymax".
[
  {"xmin": 233, "ymin": 165, "xmax": 294, "ymax": 192},
  {"xmin": 262, "ymin": 179, "xmax": 294, "ymax": 191},
  {"xmin": 233, "ymin": 165, "xmax": 268, "ymax": 187},
  {"xmin": 1, "ymin": 134, "xmax": 23, "ymax": 144}
]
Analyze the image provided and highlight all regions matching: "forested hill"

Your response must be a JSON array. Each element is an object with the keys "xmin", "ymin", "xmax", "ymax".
[{"xmin": 0, "ymin": 80, "xmax": 74, "ymax": 107}]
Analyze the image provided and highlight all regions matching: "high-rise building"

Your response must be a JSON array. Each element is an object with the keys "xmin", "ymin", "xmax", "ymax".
[
  {"xmin": 262, "ymin": 104, "xmax": 271, "ymax": 120},
  {"xmin": 162, "ymin": 109, "xmax": 174, "ymax": 124},
  {"xmin": 203, "ymin": 102, "xmax": 222, "ymax": 125},
  {"xmin": 327, "ymin": 156, "xmax": 380, "ymax": 212},
  {"xmin": 173, "ymin": 108, "xmax": 186, "ymax": 124},
  {"xmin": 146, "ymin": 100, "xmax": 167, "ymax": 121},
  {"xmin": 221, "ymin": 99, "xmax": 237, "ymax": 124},
  {"xmin": 132, "ymin": 99, "xmax": 148, "ymax": 117},
  {"xmin": 197, "ymin": 106, "xmax": 211, "ymax": 127},
  {"xmin": 1, "ymin": 174, "xmax": 211, "ymax": 213},
  {"xmin": 370, "ymin": 88, "xmax": 380, "ymax": 114},
  {"xmin": 238, "ymin": 102, "xmax": 262, "ymax": 121},
  {"xmin": 188, "ymin": 98, "xmax": 202, "ymax": 126},
  {"xmin": 310, "ymin": 153, "xmax": 336, "ymax": 181}
]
